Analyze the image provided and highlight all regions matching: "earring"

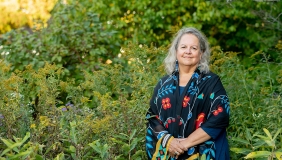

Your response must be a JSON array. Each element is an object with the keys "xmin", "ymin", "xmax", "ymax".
[{"xmin": 175, "ymin": 60, "xmax": 179, "ymax": 72}]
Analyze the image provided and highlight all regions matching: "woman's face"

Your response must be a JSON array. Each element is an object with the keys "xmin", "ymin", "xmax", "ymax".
[{"xmin": 176, "ymin": 34, "xmax": 201, "ymax": 69}]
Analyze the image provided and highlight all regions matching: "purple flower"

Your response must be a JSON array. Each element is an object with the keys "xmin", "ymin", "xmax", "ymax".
[
  {"xmin": 62, "ymin": 107, "xmax": 67, "ymax": 111},
  {"xmin": 65, "ymin": 102, "xmax": 74, "ymax": 107}
]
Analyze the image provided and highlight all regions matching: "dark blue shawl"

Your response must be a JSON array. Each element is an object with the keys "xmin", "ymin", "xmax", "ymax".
[{"xmin": 145, "ymin": 69, "xmax": 230, "ymax": 160}]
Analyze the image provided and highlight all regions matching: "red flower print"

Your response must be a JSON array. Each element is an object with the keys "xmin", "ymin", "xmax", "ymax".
[
  {"xmin": 179, "ymin": 121, "xmax": 182, "ymax": 125},
  {"xmin": 196, "ymin": 113, "xmax": 205, "ymax": 129},
  {"xmin": 168, "ymin": 119, "xmax": 171, "ymax": 124},
  {"xmin": 182, "ymin": 96, "xmax": 190, "ymax": 107},
  {"xmin": 213, "ymin": 110, "xmax": 219, "ymax": 116},
  {"xmin": 213, "ymin": 105, "xmax": 223, "ymax": 116},
  {"xmin": 165, "ymin": 123, "xmax": 168, "ymax": 128},
  {"xmin": 218, "ymin": 106, "xmax": 223, "ymax": 112},
  {"xmin": 172, "ymin": 118, "xmax": 175, "ymax": 122},
  {"xmin": 162, "ymin": 97, "xmax": 171, "ymax": 110},
  {"xmin": 184, "ymin": 96, "xmax": 190, "ymax": 102}
]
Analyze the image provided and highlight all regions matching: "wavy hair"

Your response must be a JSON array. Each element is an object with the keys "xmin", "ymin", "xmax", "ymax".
[{"xmin": 164, "ymin": 27, "xmax": 210, "ymax": 74}]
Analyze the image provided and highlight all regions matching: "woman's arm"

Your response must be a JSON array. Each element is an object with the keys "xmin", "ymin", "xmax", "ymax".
[{"xmin": 178, "ymin": 128, "xmax": 211, "ymax": 149}]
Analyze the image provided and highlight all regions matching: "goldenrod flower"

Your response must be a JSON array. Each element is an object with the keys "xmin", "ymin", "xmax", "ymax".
[{"xmin": 30, "ymin": 123, "xmax": 36, "ymax": 129}]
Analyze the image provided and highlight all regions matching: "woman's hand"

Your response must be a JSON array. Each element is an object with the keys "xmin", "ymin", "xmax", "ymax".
[{"xmin": 168, "ymin": 138, "xmax": 187, "ymax": 159}]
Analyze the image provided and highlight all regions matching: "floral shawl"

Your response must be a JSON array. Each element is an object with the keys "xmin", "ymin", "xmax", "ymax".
[{"xmin": 145, "ymin": 69, "xmax": 230, "ymax": 160}]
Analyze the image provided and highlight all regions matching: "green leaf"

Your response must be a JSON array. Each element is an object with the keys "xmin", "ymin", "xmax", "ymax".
[
  {"xmin": 69, "ymin": 145, "xmax": 76, "ymax": 153},
  {"xmin": 131, "ymin": 150, "xmax": 144, "ymax": 159},
  {"xmin": 252, "ymin": 141, "xmax": 266, "ymax": 149},
  {"xmin": 244, "ymin": 151, "xmax": 271, "ymax": 159},
  {"xmin": 119, "ymin": 133, "xmax": 129, "ymax": 138},
  {"xmin": 275, "ymin": 152, "xmax": 282, "ymax": 160},
  {"xmin": 110, "ymin": 138, "xmax": 126, "ymax": 145},
  {"xmin": 245, "ymin": 128, "xmax": 252, "ymax": 141},
  {"xmin": 255, "ymin": 135, "xmax": 268, "ymax": 140},
  {"xmin": 113, "ymin": 134, "xmax": 128, "ymax": 141},
  {"xmin": 232, "ymin": 137, "xmax": 250, "ymax": 145},
  {"xmin": 0, "ymin": 138, "xmax": 13, "ymax": 147},
  {"xmin": 129, "ymin": 129, "xmax": 137, "ymax": 140},
  {"xmin": 35, "ymin": 155, "xmax": 44, "ymax": 160},
  {"xmin": 130, "ymin": 141, "xmax": 137, "ymax": 152},
  {"xmin": 115, "ymin": 156, "xmax": 126, "ymax": 160},
  {"xmin": 12, "ymin": 136, "xmax": 20, "ymax": 143},
  {"xmin": 263, "ymin": 128, "xmax": 272, "ymax": 139},
  {"xmin": 88, "ymin": 140, "xmax": 101, "ymax": 153},
  {"xmin": 88, "ymin": 140, "xmax": 109, "ymax": 159},
  {"xmin": 9, "ymin": 150, "xmax": 32, "ymax": 159},
  {"xmin": 0, "ymin": 138, "xmax": 19, "ymax": 154},
  {"xmin": 230, "ymin": 148, "xmax": 252, "ymax": 154},
  {"xmin": 273, "ymin": 128, "xmax": 281, "ymax": 140},
  {"xmin": 70, "ymin": 121, "xmax": 77, "ymax": 144},
  {"xmin": 0, "ymin": 132, "xmax": 30, "ymax": 156},
  {"xmin": 54, "ymin": 153, "xmax": 64, "ymax": 160},
  {"xmin": 122, "ymin": 144, "xmax": 130, "ymax": 154},
  {"xmin": 265, "ymin": 140, "xmax": 275, "ymax": 147}
]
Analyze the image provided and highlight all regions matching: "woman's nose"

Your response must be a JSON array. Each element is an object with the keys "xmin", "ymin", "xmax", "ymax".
[{"xmin": 185, "ymin": 48, "xmax": 192, "ymax": 54}]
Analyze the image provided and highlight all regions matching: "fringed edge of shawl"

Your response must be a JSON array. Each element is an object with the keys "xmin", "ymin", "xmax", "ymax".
[{"xmin": 152, "ymin": 135, "xmax": 174, "ymax": 160}]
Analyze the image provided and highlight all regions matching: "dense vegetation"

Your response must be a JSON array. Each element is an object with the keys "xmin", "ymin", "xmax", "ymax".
[{"xmin": 0, "ymin": 0, "xmax": 281, "ymax": 159}]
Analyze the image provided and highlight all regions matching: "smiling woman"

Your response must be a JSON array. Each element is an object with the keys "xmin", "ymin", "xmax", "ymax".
[
  {"xmin": 145, "ymin": 27, "xmax": 230, "ymax": 160},
  {"xmin": 177, "ymin": 34, "xmax": 201, "ymax": 68}
]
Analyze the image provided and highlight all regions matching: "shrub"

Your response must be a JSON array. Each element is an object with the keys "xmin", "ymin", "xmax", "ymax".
[{"xmin": 0, "ymin": 44, "xmax": 281, "ymax": 159}]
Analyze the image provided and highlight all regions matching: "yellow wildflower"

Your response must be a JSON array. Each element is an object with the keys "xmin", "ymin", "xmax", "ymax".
[{"xmin": 30, "ymin": 123, "xmax": 36, "ymax": 129}]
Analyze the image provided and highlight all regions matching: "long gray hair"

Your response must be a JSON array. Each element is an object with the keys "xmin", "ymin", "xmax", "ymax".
[{"xmin": 164, "ymin": 27, "xmax": 210, "ymax": 74}]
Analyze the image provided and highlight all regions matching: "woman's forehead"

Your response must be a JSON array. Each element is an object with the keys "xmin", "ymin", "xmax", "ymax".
[{"xmin": 179, "ymin": 34, "xmax": 199, "ymax": 45}]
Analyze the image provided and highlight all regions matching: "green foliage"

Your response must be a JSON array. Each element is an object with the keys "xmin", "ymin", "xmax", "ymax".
[
  {"xmin": 0, "ymin": 43, "xmax": 281, "ymax": 159},
  {"xmin": 0, "ymin": 132, "xmax": 45, "ymax": 159},
  {"xmin": 111, "ymin": 129, "xmax": 144, "ymax": 160},
  {"xmin": 0, "ymin": 44, "xmax": 165, "ymax": 159},
  {"xmin": 88, "ymin": 140, "xmax": 110, "ymax": 159},
  {"xmin": 89, "ymin": 0, "xmax": 282, "ymax": 54},
  {"xmin": 210, "ymin": 47, "xmax": 282, "ymax": 159},
  {"xmin": 1, "ymin": 0, "xmax": 119, "ymax": 80},
  {"xmin": 231, "ymin": 128, "xmax": 282, "ymax": 160},
  {"xmin": 1, "ymin": 0, "xmax": 281, "ymax": 80}
]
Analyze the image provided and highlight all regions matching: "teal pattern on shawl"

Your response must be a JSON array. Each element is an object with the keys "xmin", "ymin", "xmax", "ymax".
[{"xmin": 145, "ymin": 69, "xmax": 230, "ymax": 160}]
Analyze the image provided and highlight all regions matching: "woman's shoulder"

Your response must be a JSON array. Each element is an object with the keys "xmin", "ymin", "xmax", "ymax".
[
  {"xmin": 203, "ymin": 71, "xmax": 227, "ymax": 90},
  {"xmin": 203, "ymin": 71, "xmax": 220, "ymax": 80},
  {"xmin": 155, "ymin": 74, "xmax": 175, "ymax": 86}
]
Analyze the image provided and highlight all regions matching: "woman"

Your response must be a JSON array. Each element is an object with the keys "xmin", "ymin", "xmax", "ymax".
[{"xmin": 145, "ymin": 27, "xmax": 230, "ymax": 160}]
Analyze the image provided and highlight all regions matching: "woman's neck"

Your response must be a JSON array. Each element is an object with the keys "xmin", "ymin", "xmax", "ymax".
[
  {"xmin": 178, "ymin": 65, "xmax": 197, "ymax": 86},
  {"xmin": 179, "ymin": 64, "xmax": 197, "ymax": 74}
]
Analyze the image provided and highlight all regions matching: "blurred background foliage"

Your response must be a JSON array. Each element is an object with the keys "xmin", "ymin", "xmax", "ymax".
[
  {"xmin": 0, "ymin": 0, "xmax": 281, "ymax": 79},
  {"xmin": 0, "ymin": 0, "xmax": 281, "ymax": 159},
  {"xmin": 0, "ymin": 0, "xmax": 57, "ymax": 34}
]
